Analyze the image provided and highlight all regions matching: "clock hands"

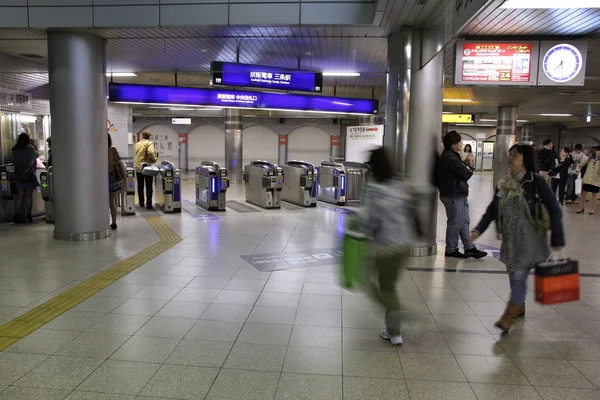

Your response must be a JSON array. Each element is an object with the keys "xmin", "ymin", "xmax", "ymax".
[{"xmin": 554, "ymin": 60, "xmax": 564, "ymax": 72}]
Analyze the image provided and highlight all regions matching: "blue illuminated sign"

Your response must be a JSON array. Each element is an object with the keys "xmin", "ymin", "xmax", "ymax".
[
  {"xmin": 108, "ymin": 83, "xmax": 378, "ymax": 115},
  {"xmin": 211, "ymin": 62, "xmax": 323, "ymax": 93}
]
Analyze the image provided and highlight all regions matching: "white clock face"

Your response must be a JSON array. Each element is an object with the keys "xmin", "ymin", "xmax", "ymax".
[{"xmin": 543, "ymin": 44, "xmax": 583, "ymax": 83}]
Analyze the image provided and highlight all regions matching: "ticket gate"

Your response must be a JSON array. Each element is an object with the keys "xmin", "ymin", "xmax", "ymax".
[
  {"xmin": 40, "ymin": 167, "xmax": 53, "ymax": 223},
  {"xmin": 243, "ymin": 161, "xmax": 283, "ymax": 209},
  {"xmin": 155, "ymin": 161, "xmax": 182, "ymax": 213},
  {"xmin": 0, "ymin": 164, "xmax": 45, "ymax": 222},
  {"xmin": 196, "ymin": 161, "xmax": 229, "ymax": 211},
  {"xmin": 281, "ymin": 161, "xmax": 317, "ymax": 207},
  {"xmin": 316, "ymin": 161, "xmax": 369, "ymax": 206},
  {"xmin": 121, "ymin": 167, "xmax": 136, "ymax": 216}
]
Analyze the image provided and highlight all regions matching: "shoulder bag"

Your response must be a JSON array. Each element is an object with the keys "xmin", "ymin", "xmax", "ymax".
[{"xmin": 533, "ymin": 176, "xmax": 551, "ymax": 234}]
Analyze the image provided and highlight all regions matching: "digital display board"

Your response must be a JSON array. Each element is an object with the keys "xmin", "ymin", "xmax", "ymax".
[
  {"xmin": 454, "ymin": 41, "xmax": 539, "ymax": 86},
  {"xmin": 108, "ymin": 83, "xmax": 378, "ymax": 115},
  {"xmin": 211, "ymin": 62, "xmax": 323, "ymax": 93}
]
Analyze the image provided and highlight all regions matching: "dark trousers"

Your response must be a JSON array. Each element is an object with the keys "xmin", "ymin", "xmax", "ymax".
[
  {"xmin": 551, "ymin": 178, "xmax": 567, "ymax": 205},
  {"xmin": 136, "ymin": 173, "xmax": 154, "ymax": 206},
  {"xmin": 566, "ymin": 174, "xmax": 578, "ymax": 201}
]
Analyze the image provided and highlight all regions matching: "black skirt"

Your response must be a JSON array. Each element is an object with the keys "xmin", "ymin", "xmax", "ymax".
[{"xmin": 582, "ymin": 183, "xmax": 600, "ymax": 194}]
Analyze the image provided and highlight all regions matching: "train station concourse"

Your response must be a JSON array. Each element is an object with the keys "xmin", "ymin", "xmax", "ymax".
[{"xmin": 1, "ymin": 0, "xmax": 600, "ymax": 399}]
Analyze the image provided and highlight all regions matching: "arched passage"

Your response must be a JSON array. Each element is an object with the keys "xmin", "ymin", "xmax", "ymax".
[
  {"xmin": 288, "ymin": 126, "xmax": 330, "ymax": 166},
  {"xmin": 243, "ymin": 125, "xmax": 278, "ymax": 166},
  {"xmin": 187, "ymin": 125, "xmax": 226, "ymax": 169}
]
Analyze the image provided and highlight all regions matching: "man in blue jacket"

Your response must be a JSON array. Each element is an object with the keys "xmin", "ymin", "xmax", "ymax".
[{"xmin": 437, "ymin": 131, "xmax": 487, "ymax": 259}]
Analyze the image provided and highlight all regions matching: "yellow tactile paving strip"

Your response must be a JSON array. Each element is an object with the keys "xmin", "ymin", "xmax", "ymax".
[{"xmin": 0, "ymin": 217, "xmax": 182, "ymax": 352}]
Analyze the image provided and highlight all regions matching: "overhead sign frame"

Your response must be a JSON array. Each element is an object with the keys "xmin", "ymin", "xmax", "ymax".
[
  {"xmin": 442, "ymin": 114, "xmax": 473, "ymax": 123},
  {"xmin": 454, "ymin": 40, "xmax": 540, "ymax": 86},
  {"xmin": 210, "ymin": 61, "xmax": 323, "ymax": 93}
]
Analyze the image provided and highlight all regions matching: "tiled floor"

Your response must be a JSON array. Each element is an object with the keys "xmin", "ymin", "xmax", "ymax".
[{"xmin": 1, "ymin": 172, "xmax": 600, "ymax": 399}]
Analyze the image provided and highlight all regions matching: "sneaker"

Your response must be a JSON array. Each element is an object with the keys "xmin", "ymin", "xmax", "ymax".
[
  {"xmin": 445, "ymin": 249, "xmax": 468, "ymax": 259},
  {"xmin": 465, "ymin": 247, "xmax": 488, "ymax": 259},
  {"xmin": 380, "ymin": 329, "xmax": 403, "ymax": 346}
]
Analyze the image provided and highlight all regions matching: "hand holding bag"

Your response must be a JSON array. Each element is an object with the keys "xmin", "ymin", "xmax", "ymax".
[
  {"xmin": 341, "ymin": 217, "xmax": 368, "ymax": 289},
  {"xmin": 535, "ymin": 250, "xmax": 579, "ymax": 305}
]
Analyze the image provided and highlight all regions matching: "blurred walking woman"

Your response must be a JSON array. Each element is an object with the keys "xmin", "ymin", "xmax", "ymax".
[
  {"xmin": 471, "ymin": 144, "xmax": 564, "ymax": 333},
  {"xmin": 108, "ymin": 134, "xmax": 122, "ymax": 230},
  {"xmin": 12, "ymin": 132, "xmax": 39, "ymax": 223},
  {"xmin": 576, "ymin": 146, "xmax": 600, "ymax": 215}
]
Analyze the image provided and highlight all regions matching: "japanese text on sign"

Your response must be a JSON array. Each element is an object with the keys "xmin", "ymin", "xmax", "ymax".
[
  {"xmin": 460, "ymin": 43, "xmax": 533, "ymax": 83},
  {"xmin": 0, "ymin": 88, "xmax": 32, "ymax": 108}
]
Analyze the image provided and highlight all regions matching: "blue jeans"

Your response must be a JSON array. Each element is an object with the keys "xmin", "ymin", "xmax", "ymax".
[
  {"xmin": 509, "ymin": 270, "xmax": 529, "ymax": 305},
  {"xmin": 440, "ymin": 196, "xmax": 474, "ymax": 253},
  {"xmin": 566, "ymin": 174, "xmax": 578, "ymax": 201}
]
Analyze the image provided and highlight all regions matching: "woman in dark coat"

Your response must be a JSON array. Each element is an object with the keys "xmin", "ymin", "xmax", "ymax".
[{"xmin": 12, "ymin": 132, "xmax": 39, "ymax": 223}]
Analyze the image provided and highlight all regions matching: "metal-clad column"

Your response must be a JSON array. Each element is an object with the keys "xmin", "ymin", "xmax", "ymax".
[
  {"xmin": 406, "ymin": 31, "xmax": 444, "ymax": 257},
  {"xmin": 494, "ymin": 106, "xmax": 517, "ymax": 187},
  {"xmin": 278, "ymin": 135, "xmax": 288, "ymax": 165},
  {"xmin": 384, "ymin": 30, "xmax": 412, "ymax": 174},
  {"xmin": 48, "ymin": 32, "xmax": 110, "ymax": 241},
  {"xmin": 178, "ymin": 133, "xmax": 188, "ymax": 171},
  {"xmin": 359, "ymin": 115, "xmax": 378, "ymax": 126},
  {"xmin": 225, "ymin": 108, "xmax": 243, "ymax": 182},
  {"xmin": 330, "ymin": 135, "xmax": 341, "ymax": 159},
  {"xmin": 521, "ymin": 123, "xmax": 534, "ymax": 143}
]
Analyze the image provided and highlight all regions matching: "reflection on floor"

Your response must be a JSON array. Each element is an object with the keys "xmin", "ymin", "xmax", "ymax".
[{"xmin": 0, "ymin": 172, "xmax": 599, "ymax": 399}]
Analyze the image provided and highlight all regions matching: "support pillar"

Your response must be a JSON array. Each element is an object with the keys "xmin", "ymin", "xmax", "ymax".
[
  {"xmin": 178, "ymin": 133, "xmax": 188, "ymax": 171},
  {"xmin": 521, "ymin": 123, "xmax": 534, "ymax": 143},
  {"xmin": 406, "ymin": 30, "xmax": 444, "ymax": 257},
  {"xmin": 278, "ymin": 135, "xmax": 288, "ymax": 165},
  {"xmin": 225, "ymin": 108, "xmax": 243, "ymax": 182},
  {"xmin": 48, "ymin": 32, "xmax": 110, "ymax": 241},
  {"xmin": 384, "ymin": 30, "xmax": 412, "ymax": 174},
  {"xmin": 330, "ymin": 135, "xmax": 341, "ymax": 160},
  {"xmin": 494, "ymin": 106, "xmax": 517, "ymax": 187}
]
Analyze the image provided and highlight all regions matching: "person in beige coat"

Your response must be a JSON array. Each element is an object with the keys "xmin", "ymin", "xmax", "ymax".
[{"xmin": 577, "ymin": 146, "xmax": 600, "ymax": 215}]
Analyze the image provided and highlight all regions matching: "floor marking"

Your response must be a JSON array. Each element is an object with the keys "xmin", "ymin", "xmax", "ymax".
[{"xmin": 0, "ymin": 216, "xmax": 181, "ymax": 352}]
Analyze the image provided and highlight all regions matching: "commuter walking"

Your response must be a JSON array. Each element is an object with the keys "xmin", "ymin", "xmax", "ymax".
[
  {"xmin": 45, "ymin": 136, "xmax": 52, "ymax": 168},
  {"xmin": 576, "ymin": 146, "xmax": 600, "ymax": 215},
  {"xmin": 437, "ymin": 131, "xmax": 487, "ymax": 259},
  {"xmin": 357, "ymin": 147, "xmax": 415, "ymax": 345},
  {"xmin": 471, "ymin": 144, "xmax": 564, "ymax": 333},
  {"xmin": 108, "ymin": 134, "xmax": 122, "ymax": 230},
  {"xmin": 550, "ymin": 147, "xmax": 573, "ymax": 206},
  {"xmin": 12, "ymin": 132, "xmax": 39, "ymax": 224},
  {"xmin": 462, "ymin": 144, "xmax": 476, "ymax": 171},
  {"xmin": 134, "ymin": 130, "xmax": 158, "ymax": 209},
  {"xmin": 566, "ymin": 144, "xmax": 587, "ymax": 204},
  {"xmin": 537, "ymin": 139, "xmax": 557, "ymax": 184}
]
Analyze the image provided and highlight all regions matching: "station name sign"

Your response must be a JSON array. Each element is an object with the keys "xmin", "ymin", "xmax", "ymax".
[
  {"xmin": 108, "ymin": 83, "xmax": 378, "ymax": 115},
  {"xmin": 210, "ymin": 62, "xmax": 323, "ymax": 93}
]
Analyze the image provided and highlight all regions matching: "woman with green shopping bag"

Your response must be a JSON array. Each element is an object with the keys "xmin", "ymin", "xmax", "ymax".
[{"xmin": 351, "ymin": 147, "xmax": 417, "ymax": 346}]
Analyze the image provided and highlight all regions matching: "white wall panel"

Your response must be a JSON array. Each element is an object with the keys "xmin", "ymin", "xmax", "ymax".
[
  {"xmin": 243, "ymin": 125, "xmax": 277, "ymax": 166},
  {"xmin": 187, "ymin": 125, "xmax": 225, "ymax": 170},
  {"xmin": 142, "ymin": 124, "xmax": 179, "ymax": 167},
  {"xmin": 288, "ymin": 126, "xmax": 330, "ymax": 167}
]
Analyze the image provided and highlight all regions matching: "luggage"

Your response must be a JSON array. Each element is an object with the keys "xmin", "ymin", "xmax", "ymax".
[
  {"xmin": 535, "ymin": 252, "xmax": 579, "ymax": 305},
  {"xmin": 341, "ymin": 217, "xmax": 368, "ymax": 289}
]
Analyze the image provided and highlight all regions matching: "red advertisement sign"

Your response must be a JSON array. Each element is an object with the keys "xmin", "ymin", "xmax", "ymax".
[{"xmin": 460, "ymin": 43, "xmax": 533, "ymax": 83}]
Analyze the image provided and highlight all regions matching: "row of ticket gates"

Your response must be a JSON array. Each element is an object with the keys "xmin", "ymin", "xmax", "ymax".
[{"xmin": 0, "ymin": 159, "xmax": 369, "ymax": 223}]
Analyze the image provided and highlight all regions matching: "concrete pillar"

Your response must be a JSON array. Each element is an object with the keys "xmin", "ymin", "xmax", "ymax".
[
  {"xmin": 278, "ymin": 135, "xmax": 288, "ymax": 165},
  {"xmin": 225, "ymin": 108, "xmax": 243, "ymax": 182},
  {"xmin": 406, "ymin": 30, "xmax": 444, "ymax": 257},
  {"xmin": 384, "ymin": 30, "xmax": 412, "ymax": 174},
  {"xmin": 178, "ymin": 133, "xmax": 188, "ymax": 171},
  {"xmin": 494, "ymin": 106, "xmax": 517, "ymax": 187},
  {"xmin": 521, "ymin": 123, "xmax": 534, "ymax": 143},
  {"xmin": 330, "ymin": 135, "xmax": 341, "ymax": 159},
  {"xmin": 48, "ymin": 32, "xmax": 110, "ymax": 241}
]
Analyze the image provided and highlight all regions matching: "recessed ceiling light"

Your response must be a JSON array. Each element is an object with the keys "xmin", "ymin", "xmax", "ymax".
[
  {"xmin": 539, "ymin": 113, "xmax": 573, "ymax": 117},
  {"xmin": 480, "ymin": 119, "xmax": 530, "ymax": 123},
  {"xmin": 322, "ymin": 72, "xmax": 360, "ymax": 77},
  {"xmin": 501, "ymin": 0, "xmax": 600, "ymax": 8},
  {"xmin": 106, "ymin": 72, "xmax": 137, "ymax": 77},
  {"xmin": 443, "ymin": 99, "xmax": 473, "ymax": 103}
]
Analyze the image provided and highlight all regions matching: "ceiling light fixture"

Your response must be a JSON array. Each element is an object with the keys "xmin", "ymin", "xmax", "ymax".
[
  {"xmin": 106, "ymin": 72, "xmax": 137, "ymax": 77},
  {"xmin": 322, "ymin": 72, "xmax": 360, "ymax": 77},
  {"xmin": 500, "ymin": 0, "xmax": 600, "ymax": 8},
  {"xmin": 539, "ymin": 113, "xmax": 573, "ymax": 117},
  {"xmin": 443, "ymin": 99, "xmax": 473, "ymax": 103},
  {"xmin": 480, "ymin": 119, "xmax": 530, "ymax": 123}
]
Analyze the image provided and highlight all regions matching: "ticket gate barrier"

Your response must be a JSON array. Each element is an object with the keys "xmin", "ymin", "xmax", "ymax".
[
  {"xmin": 243, "ymin": 161, "xmax": 283, "ymax": 209},
  {"xmin": 281, "ymin": 161, "xmax": 317, "ymax": 207},
  {"xmin": 120, "ymin": 167, "xmax": 136, "ymax": 216},
  {"xmin": 155, "ymin": 161, "xmax": 182, "ymax": 213},
  {"xmin": 316, "ymin": 161, "xmax": 369, "ymax": 206},
  {"xmin": 40, "ymin": 167, "xmax": 54, "ymax": 223},
  {"xmin": 196, "ymin": 161, "xmax": 229, "ymax": 211}
]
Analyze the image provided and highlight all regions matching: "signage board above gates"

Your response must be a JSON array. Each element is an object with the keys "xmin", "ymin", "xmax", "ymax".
[
  {"xmin": 210, "ymin": 62, "xmax": 323, "ymax": 93},
  {"xmin": 108, "ymin": 83, "xmax": 378, "ymax": 115}
]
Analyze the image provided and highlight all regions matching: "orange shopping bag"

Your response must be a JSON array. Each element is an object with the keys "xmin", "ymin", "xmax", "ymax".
[{"xmin": 535, "ymin": 253, "xmax": 579, "ymax": 305}]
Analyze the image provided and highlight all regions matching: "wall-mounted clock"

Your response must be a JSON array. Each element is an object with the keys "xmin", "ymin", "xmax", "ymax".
[{"xmin": 542, "ymin": 43, "xmax": 583, "ymax": 83}]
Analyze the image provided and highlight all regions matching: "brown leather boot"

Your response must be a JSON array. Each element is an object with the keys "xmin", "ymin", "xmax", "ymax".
[
  {"xmin": 494, "ymin": 302, "xmax": 521, "ymax": 333},
  {"xmin": 516, "ymin": 304, "xmax": 525, "ymax": 318}
]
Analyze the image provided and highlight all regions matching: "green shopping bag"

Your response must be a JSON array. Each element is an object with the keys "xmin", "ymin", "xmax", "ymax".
[{"xmin": 341, "ymin": 229, "xmax": 368, "ymax": 289}]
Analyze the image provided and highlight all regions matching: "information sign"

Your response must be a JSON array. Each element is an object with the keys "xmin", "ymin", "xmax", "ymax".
[{"xmin": 345, "ymin": 125, "xmax": 384, "ymax": 163}]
